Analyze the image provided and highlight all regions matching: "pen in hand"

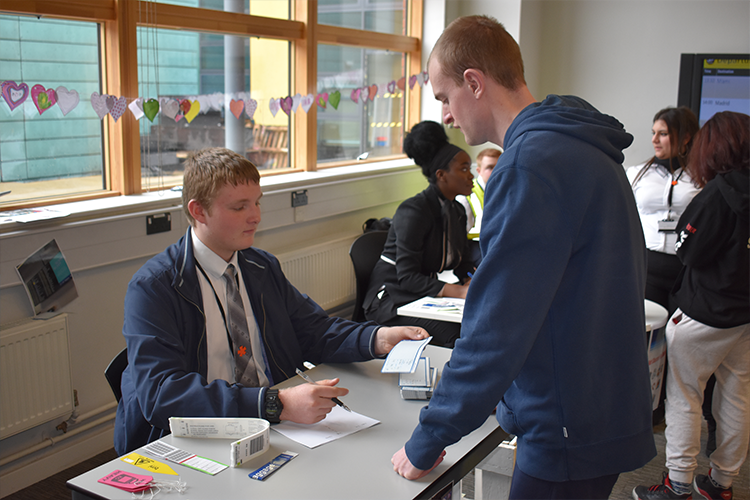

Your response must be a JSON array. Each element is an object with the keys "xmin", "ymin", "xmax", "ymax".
[{"xmin": 295, "ymin": 368, "xmax": 351, "ymax": 412}]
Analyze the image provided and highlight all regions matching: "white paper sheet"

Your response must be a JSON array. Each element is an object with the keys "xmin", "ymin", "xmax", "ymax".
[
  {"xmin": 381, "ymin": 337, "xmax": 432, "ymax": 373},
  {"xmin": 272, "ymin": 406, "xmax": 379, "ymax": 448}
]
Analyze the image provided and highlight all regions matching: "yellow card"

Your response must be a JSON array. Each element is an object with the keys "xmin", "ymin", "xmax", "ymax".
[{"xmin": 121, "ymin": 453, "xmax": 178, "ymax": 475}]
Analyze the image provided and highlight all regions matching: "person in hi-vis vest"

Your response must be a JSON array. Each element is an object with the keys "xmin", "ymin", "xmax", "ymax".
[{"xmin": 458, "ymin": 147, "xmax": 502, "ymax": 264}]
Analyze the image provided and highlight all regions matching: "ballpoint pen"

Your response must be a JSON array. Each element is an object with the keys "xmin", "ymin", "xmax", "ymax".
[{"xmin": 295, "ymin": 368, "xmax": 351, "ymax": 412}]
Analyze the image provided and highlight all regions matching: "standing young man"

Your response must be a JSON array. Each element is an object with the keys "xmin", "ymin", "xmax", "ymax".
[
  {"xmin": 115, "ymin": 147, "xmax": 426, "ymax": 455},
  {"xmin": 391, "ymin": 16, "xmax": 656, "ymax": 498}
]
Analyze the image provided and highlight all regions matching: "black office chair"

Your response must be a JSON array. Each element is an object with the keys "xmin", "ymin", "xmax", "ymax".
[
  {"xmin": 349, "ymin": 230, "xmax": 389, "ymax": 322},
  {"xmin": 104, "ymin": 347, "xmax": 128, "ymax": 403}
]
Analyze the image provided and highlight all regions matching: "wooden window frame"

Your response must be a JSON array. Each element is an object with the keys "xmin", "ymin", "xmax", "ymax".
[{"xmin": 0, "ymin": 0, "xmax": 423, "ymax": 208}]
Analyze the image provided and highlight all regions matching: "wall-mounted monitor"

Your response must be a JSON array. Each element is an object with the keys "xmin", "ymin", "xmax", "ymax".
[{"xmin": 677, "ymin": 54, "xmax": 750, "ymax": 125}]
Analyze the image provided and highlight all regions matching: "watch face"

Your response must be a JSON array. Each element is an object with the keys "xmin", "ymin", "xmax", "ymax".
[{"xmin": 264, "ymin": 390, "xmax": 283, "ymax": 422}]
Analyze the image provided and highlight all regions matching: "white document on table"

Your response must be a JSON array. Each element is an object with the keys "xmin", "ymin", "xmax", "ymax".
[
  {"xmin": 272, "ymin": 406, "xmax": 379, "ymax": 449},
  {"xmin": 381, "ymin": 336, "xmax": 432, "ymax": 373}
]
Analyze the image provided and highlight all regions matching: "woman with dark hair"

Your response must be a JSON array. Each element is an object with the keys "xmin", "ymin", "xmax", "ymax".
[
  {"xmin": 363, "ymin": 121, "xmax": 475, "ymax": 347},
  {"xmin": 633, "ymin": 111, "xmax": 749, "ymax": 500},
  {"xmin": 627, "ymin": 106, "xmax": 701, "ymax": 314}
]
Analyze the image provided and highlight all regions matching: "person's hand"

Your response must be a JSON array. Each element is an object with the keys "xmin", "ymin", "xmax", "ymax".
[
  {"xmin": 373, "ymin": 326, "xmax": 429, "ymax": 356},
  {"xmin": 439, "ymin": 281, "xmax": 470, "ymax": 299},
  {"xmin": 277, "ymin": 378, "xmax": 348, "ymax": 424},
  {"xmin": 391, "ymin": 446, "xmax": 446, "ymax": 480}
]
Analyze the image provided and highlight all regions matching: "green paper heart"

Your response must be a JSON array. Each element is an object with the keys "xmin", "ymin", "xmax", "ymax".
[
  {"xmin": 143, "ymin": 98, "xmax": 160, "ymax": 122},
  {"xmin": 329, "ymin": 90, "xmax": 341, "ymax": 110}
]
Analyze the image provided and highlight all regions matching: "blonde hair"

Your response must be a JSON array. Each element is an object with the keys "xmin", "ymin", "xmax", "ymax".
[
  {"xmin": 429, "ymin": 15, "xmax": 525, "ymax": 90},
  {"xmin": 182, "ymin": 148, "xmax": 260, "ymax": 225}
]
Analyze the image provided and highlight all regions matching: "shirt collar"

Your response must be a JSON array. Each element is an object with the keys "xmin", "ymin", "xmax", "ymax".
[{"xmin": 191, "ymin": 229, "xmax": 239, "ymax": 280}]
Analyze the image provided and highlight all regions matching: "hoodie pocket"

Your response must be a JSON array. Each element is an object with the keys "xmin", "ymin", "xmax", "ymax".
[{"xmin": 498, "ymin": 397, "xmax": 526, "ymax": 436}]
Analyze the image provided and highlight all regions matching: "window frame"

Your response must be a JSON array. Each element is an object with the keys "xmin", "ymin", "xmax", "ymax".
[{"xmin": 0, "ymin": 0, "xmax": 423, "ymax": 209}]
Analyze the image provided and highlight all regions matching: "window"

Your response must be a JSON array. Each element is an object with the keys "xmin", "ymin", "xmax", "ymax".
[{"xmin": 0, "ymin": 0, "xmax": 423, "ymax": 209}]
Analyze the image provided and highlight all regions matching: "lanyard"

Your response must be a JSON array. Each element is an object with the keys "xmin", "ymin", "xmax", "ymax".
[
  {"xmin": 195, "ymin": 260, "xmax": 237, "ymax": 356},
  {"xmin": 666, "ymin": 168, "xmax": 684, "ymax": 216}
]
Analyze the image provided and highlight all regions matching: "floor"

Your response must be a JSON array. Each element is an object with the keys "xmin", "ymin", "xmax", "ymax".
[{"xmin": 4, "ymin": 418, "xmax": 747, "ymax": 499}]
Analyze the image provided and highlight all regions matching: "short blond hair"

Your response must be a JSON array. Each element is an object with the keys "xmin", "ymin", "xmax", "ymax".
[
  {"xmin": 429, "ymin": 15, "xmax": 525, "ymax": 90},
  {"xmin": 182, "ymin": 148, "xmax": 260, "ymax": 225}
]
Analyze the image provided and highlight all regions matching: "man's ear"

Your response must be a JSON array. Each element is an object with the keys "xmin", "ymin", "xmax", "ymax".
[
  {"xmin": 187, "ymin": 199, "xmax": 208, "ymax": 224},
  {"xmin": 464, "ymin": 69, "xmax": 484, "ymax": 99}
]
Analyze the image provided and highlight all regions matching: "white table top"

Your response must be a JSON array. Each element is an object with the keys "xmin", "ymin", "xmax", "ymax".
[{"xmin": 68, "ymin": 346, "xmax": 506, "ymax": 500}]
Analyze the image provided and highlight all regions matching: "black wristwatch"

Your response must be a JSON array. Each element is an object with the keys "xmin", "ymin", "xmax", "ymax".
[{"xmin": 263, "ymin": 389, "xmax": 283, "ymax": 423}]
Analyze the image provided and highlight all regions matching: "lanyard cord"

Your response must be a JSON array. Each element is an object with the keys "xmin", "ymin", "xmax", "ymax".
[
  {"xmin": 195, "ymin": 260, "xmax": 236, "ymax": 355},
  {"xmin": 666, "ymin": 168, "xmax": 685, "ymax": 216}
]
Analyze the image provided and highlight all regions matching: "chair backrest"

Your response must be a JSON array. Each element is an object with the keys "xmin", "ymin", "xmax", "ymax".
[
  {"xmin": 349, "ymin": 230, "xmax": 389, "ymax": 322},
  {"xmin": 105, "ymin": 347, "xmax": 128, "ymax": 403}
]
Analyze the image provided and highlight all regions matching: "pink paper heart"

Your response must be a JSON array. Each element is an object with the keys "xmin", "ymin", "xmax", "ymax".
[
  {"xmin": 351, "ymin": 88, "xmax": 360, "ymax": 104},
  {"xmin": 110, "ymin": 96, "xmax": 127, "ymax": 122},
  {"xmin": 409, "ymin": 75, "xmax": 418, "ymax": 89},
  {"xmin": 1, "ymin": 81, "xmax": 29, "ymax": 112},
  {"xmin": 90, "ymin": 92, "xmax": 110, "ymax": 119},
  {"xmin": 317, "ymin": 92, "xmax": 328, "ymax": 109},
  {"xmin": 368, "ymin": 84, "xmax": 378, "ymax": 101},
  {"xmin": 280, "ymin": 96, "xmax": 293, "ymax": 115},
  {"xmin": 55, "ymin": 86, "xmax": 79, "ymax": 116},
  {"xmin": 229, "ymin": 99, "xmax": 244, "ymax": 119},
  {"xmin": 244, "ymin": 98, "xmax": 258, "ymax": 120},
  {"xmin": 397, "ymin": 77, "xmax": 406, "ymax": 91},
  {"xmin": 31, "ymin": 84, "xmax": 57, "ymax": 115},
  {"xmin": 387, "ymin": 80, "xmax": 396, "ymax": 94},
  {"xmin": 269, "ymin": 98, "xmax": 280, "ymax": 117},
  {"xmin": 291, "ymin": 93, "xmax": 302, "ymax": 113},
  {"xmin": 300, "ymin": 93, "xmax": 314, "ymax": 113}
]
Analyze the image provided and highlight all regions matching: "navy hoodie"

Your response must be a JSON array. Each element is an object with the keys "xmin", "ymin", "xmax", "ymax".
[{"xmin": 404, "ymin": 95, "xmax": 656, "ymax": 481}]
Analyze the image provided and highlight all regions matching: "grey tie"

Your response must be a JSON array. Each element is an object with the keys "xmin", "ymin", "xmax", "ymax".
[{"xmin": 223, "ymin": 264, "xmax": 260, "ymax": 387}]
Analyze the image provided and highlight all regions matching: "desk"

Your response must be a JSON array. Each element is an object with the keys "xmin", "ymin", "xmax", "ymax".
[{"xmin": 67, "ymin": 346, "xmax": 507, "ymax": 500}]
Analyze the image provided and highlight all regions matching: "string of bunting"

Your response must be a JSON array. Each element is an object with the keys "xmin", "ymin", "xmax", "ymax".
[{"xmin": 0, "ymin": 71, "xmax": 429, "ymax": 123}]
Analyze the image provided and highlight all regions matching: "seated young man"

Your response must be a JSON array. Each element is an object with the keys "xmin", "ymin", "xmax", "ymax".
[{"xmin": 114, "ymin": 147, "xmax": 427, "ymax": 455}]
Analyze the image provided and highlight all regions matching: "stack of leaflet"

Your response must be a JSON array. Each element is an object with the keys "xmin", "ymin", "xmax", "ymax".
[{"xmin": 398, "ymin": 357, "xmax": 437, "ymax": 400}]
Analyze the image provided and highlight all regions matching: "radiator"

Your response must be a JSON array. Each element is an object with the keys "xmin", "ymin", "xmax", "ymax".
[
  {"xmin": 276, "ymin": 237, "xmax": 356, "ymax": 312},
  {"xmin": 0, "ymin": 314, "xmax": 75, "ymax": 439}
]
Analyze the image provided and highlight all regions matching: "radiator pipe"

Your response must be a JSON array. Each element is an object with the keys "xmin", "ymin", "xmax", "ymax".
[{"xmin": 0, "ymin": 403, "xmax": 117, "ymax": 467}]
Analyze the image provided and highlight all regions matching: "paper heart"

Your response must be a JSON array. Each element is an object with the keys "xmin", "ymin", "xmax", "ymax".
[
  {"xmin": 105, "ymin": 95, "xmax": 116, "ymax": 111},
  {"xmin": 128, "ymin": 97, "xmax": 144, "ymax": 120},
  {"xmin": 269, "ymin": 98, "xmax": 280, "ymax": 117},
  {"xmin": 54, "ymin": 86, "xmax": 79, "ymax": 116},
  {"xmin": 90, "ymin": 92, "xmax": 110, "ymax": 120},
  {"xmin": 110, "ymin": 96, "xmax": 127, "ymax": 122},
  {"xmin": 1, "ymin": 81, "xmax": 29, "ymax": 112},
  {"xmin": 409, "ymin": 75, "xmax": 418, "ymax": 89},
  {"xmin": 396, "ymin": 77, "xmax": 406, "ymax": 91},
  {"xmin": 416, "ymin": 72, "xmax": 426, "ymax": 87},
  {"xmin": 31, "ymin": 84, "xmax": 57, "ymax": 115},
  {"xmin": 422, "ymin": 71, "xmax": 429, "ymax": 85},
  {"xmin": 196, "ymin": 94, "xmax": 210, "ymax": 114},
  {"xmin": 387, "ymin": 80, "xmax": 396, "ymax": 94},
  {"xmin": 280, "ymin": 96, "xmax": 293, "ymax": 115},
  {"xmin": 368, "ymin": 84, "xmax": 378, "ymax": 101},
  {"xmin": 244, "ymin": 98, "xmax": 257, "ymax": 120},
  {"xmin": 184, "ymin": 100, "xmax": 200, "ymax": 123},
  {"xmin": 317, "ymin": 92, "xmax": 328, "ymax": 109},
  {"xmin": 143, "ymin": 98, "xmax": 160, "ymax": 122},
  {"xmin": 360, "ymin": 86, "xmax": 369, "ymax": 103},
  {"xmin": 300, "ymin": 93, "xmax": 314, "ymax": 113},
  {"xmin": 160, "ymin": 98, "xmax": 179, "ymax": 119},
  {"xmin": 351, "ymin": 88, "xmax": 361, "ymax": 104},
  {"xmin": 328, "ymin": 90, "xmax": 341, "ymax": 110},
  {"xmin": 209, "ymin": 92, "xmax": 224, "ymax": 111},
  {"xmin": 291, "ymin": 93, "xmax": 302, "ymax": 113},
  {"xmin": 229, "ymin": 99, "xmax": 244, "ymax": 119},
  {"xmin": 179, "ymin": 99, "xmax": 191, "ymax": 115}
]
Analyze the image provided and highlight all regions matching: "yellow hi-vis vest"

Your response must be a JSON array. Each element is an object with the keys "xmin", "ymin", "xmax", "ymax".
[{"xmin": 467, "ymin": 179, "xmax": 484, "ymax": 240}]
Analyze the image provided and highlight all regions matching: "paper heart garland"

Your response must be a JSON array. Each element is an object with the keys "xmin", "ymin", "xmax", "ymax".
[
  {"xmin": 291, "ymin": 93, "xmax": 302, "ymax": 113},
  {"xmin": 244, "ymin": 98, "xmax": 257, "ymax": 120},
  {"xmin": 184, "ymin": 100, "xmax": 200, "ymax": 123},
  {"xmin": 317, "ymin": 92, "xmax": 328, "ymax": 109},
  {"xmin": 397, "ymin": 77, "xmax": 406, "ymax": 91},
  {"xmin": 55, "ymin": 86, "xmax": 79, "ymax": 116},
  {"xmin": 31, "ymin": 84, "xmax": 57, "ymax": 115},
  {"xmin": 128, "ymin": 97, "xmax": 144, "ymax": 120},
  {"xmin": 269, "ymin": 98, "xmax": 280, "ymax": 117},
  {"xmin": 280, "ymin": 96, "xmax": 293, "ymax": 115},
  {"xmin": 90, "ymin": 92, "xmax": 110, "ymax": 120},
  {"xmin": 229, "ymin": 99, "xmax": 244, "ymax": 119},
  {"xmin": 409, "ymin": 75, "xmax": 418, "ymax": 89},
  {"xmin": 110, "ymin": 96, "xmax": 127, "ymax": 122},
  {"xmin": 300, "ymin": 94, "xmax": 314, "ymax": 113},
  {"xmin": 328, "ymin": 90, "xmax": 341, "ymax": 110},
  {"xmin": 1, "ymin": 81, "xmax": 29, "ymax": 111},
  {"xmin": 143, "ymin": 99, "xmax": 160, "ymax": 122}
]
